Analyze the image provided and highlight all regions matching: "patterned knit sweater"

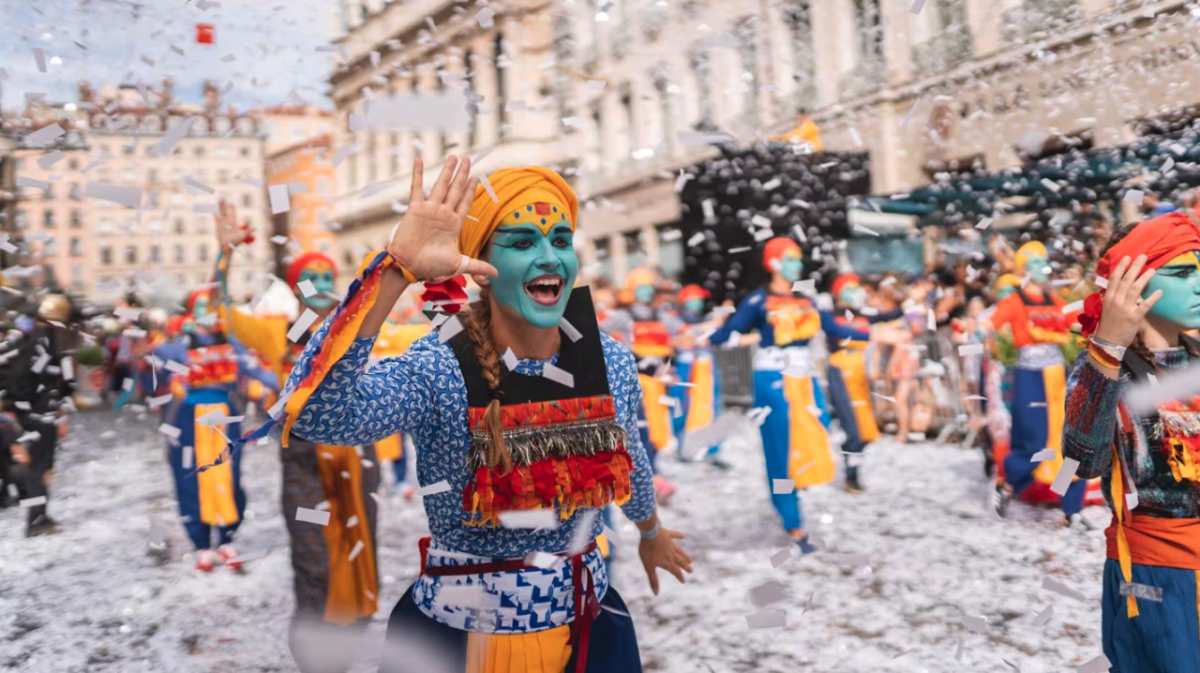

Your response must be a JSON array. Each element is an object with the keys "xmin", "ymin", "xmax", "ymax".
[{"xmin": 1063, "ymin": 348, "xmax": 1200, "ymax": 519}]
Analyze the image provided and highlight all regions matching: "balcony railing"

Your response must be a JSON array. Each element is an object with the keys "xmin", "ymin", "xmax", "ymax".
[
  {"xmin": 839, "ymin": 55, "xmax": 888, "ymax": 99},
  {"xmin": 911, "ymin": 29, "xmax": 975, "ymax": 76}
]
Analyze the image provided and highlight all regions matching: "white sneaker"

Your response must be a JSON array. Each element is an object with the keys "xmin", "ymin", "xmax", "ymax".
[
  {"xmin": 195, "ymin": 549, "xmax": 218, "ymax": 572},
  {"xmin": 216, "ymin": 545, "xmax": 243, "ymax": 570}
]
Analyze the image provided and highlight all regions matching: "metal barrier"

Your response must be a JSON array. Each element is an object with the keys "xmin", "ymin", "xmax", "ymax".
[{"xmin": 714, "ymin": 344, "xmax": 756, "ymax": 407}]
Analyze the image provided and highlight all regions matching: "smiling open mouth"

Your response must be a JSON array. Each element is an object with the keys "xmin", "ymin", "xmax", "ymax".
[{"xmin": 524, "ymin": 274, "xmax": 565, "ymax": 306}]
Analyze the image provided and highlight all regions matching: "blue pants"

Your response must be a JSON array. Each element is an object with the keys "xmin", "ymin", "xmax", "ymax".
[
  {"xmin": 169, "ymin": 394, "xmax": 245, "ymax": 551},
  {"xmin": 1103, "ymin": 559, "xmax": 1200, "ymax": 671},
  {"xmin": 1005, "ymin": 367, "xmax": 1085, "ymax": 515},
  {"xmin": 826, "ymin": 364, "xmax": 865, "ymax": 456},
  {"xmin": 381, "ymin": 585, "xmax": 642, "ymax": 673},
  {"xmin": 754, "ymin": 369, "xmax": 828, "ymax": 533},
  {"xmin": 670, "ymin": 352, "xmax": 723, "ymax": 459}
]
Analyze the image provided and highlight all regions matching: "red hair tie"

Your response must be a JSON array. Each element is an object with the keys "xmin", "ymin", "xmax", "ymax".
[{"xmin": 420, "ymin": 276, "xmax": 469, "ymax": 314}]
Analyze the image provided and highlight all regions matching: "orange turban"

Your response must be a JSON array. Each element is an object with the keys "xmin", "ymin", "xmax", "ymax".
[
  {"xmin": 831, "ymin": 273, "xmax": 860, "ymax": 298},
  {"xmin": 678, "ymin": 284, "xmax": 709, "ymax": 303},
  {"xmin": 763, "ymin": 237, "xmax": 801, "ymax": 270},
  {"xmin": 625, "ymin": 268, "xmax": 657, "ymax": 292},
  {"xmin": 460, "ymin": 167, "xmax": 578, "ymax": 261}
]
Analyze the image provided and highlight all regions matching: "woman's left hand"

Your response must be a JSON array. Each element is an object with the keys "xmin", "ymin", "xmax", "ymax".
[{"xmin": 638, "ymin": 528, "xmax": 693, "ymax": 596}]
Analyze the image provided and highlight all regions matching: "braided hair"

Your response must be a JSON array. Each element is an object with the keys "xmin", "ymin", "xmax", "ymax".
[
  {"xmin": 461, "ymin": 285, "xmax": 514, "ymax": 473},
  {"xmin": 1097, "ymin": 222, "xmax": 1156, "ymax": 365}
]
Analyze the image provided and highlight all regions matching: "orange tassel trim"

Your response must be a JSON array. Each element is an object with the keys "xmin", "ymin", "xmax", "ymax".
[{"xmin": 462, "ymin": 451, "xmax": 633, "ymax": 527}]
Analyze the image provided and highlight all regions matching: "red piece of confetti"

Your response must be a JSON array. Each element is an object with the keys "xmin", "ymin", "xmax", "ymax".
[{"xmin": 196, "ymin": 24, "xmax": 214, "ymax": 45}]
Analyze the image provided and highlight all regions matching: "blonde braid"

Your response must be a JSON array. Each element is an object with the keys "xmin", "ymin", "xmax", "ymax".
[{"xmin": 462, "ymin": 287, "xmax": 513, "ymax": 473}]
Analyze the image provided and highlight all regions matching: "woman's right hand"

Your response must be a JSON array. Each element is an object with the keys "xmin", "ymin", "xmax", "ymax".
[
  {"xmin": 387, "ymin": 156, "xmax": 497, "ymax": 281},
  {"xmin": 1093, "ymin": 254, "xmax": 1162, "ymax": 347}
]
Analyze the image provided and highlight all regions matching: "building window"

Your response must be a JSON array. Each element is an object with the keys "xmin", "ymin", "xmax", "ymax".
[
  {"xmin": 70, "ymin": 210, "xmax": 81, "ymax": 228},
  {"xmin": 174, "ymin": 244, "xmax": 185, "ymax": 263},
  {"xmin": 218, "ymin": 169, "xmax": 230, "ymax": 184},
  {"xmin": 101, "ymin": 246, "xmax": 112, "ymax": 265},
  {"xmin": 593, "ymin": 236, "xmax": 613, "ymax": 281},
  {"xmin": 125, "ymin": 246, "xmax": 137, "ymax": 264},
  {"xmin": 71, "ymin": 265, "xmax": 83, "ymax": 286},
  {"xmin": 149, "ymin": 245, "xmax": 161, "ymax": 263},
  {"xmin": 174, "ymin": 218, "xmax": 184, "ymax": 234},
  {"xmin": 68, "ymin": 159, "xmax": 78, "ymax": 170},
  {"xmin": 70, "ymin": 237, "xmax": 82, "ymax": 257},
  {"xmin": 241, "ymin": 146, "xmax": 251, "ymax": 158},
  {"xmin": 623, "ymin": 229, "xmax": 647, "ymax": 272},
  {"xmin": 657, "ymin": 225, "xmax": 684, "ymax": 280},
  {"xmin": 99, "ymin": 218, "xmax": 113, "ymax": 234},
  {"xmin": 43, "ymin": 211, "xmax": 54, "ymax": 228},
  {"xmin": 149, "ymin": 192, "xmax": 161, "ymax": 207},
  {"xmin": 44, "ymin": 236, "xmax": 56, "ymax": 257},
  {"xmin": 15, "ymin": 210, "xmax": 26, "ymax": 229},
  {"xmin": 149, "ymin": 169, "xmax": 159, "ymax": 184},
  {"xmin": 195, "ymin": 146, "xmax": 206, "ymax": 158},
  {"xmin": 198, "ymin": 244, "xmax": 208, "ymax": 262}
]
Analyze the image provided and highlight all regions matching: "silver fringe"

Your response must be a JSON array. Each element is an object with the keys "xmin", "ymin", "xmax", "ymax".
[{"xmin": 465, "ymin": 418, "xmax": 628, "ymax": 469}]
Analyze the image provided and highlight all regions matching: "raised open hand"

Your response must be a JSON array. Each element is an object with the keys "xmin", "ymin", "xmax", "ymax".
[
  {"xmin": 387, "ymin": 156, "xmax": 496, "ymax": 281},
  {"xmin": 1093, "ymin": 254, "xmax": 1162, "ymax": 347},
  {"xmin": 214, "ymin": 199, "xmax": 253, "ymax": 250}
]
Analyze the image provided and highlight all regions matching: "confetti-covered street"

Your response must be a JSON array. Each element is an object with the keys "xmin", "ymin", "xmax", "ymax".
[{"xmin": 0, "ymin": 410, "xmax": 1111, "ymax": 673}]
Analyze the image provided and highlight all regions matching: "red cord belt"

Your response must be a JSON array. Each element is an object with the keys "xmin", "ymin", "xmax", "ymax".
[{"xmin": 418, "ymin": 536, "xmax": 601, "ymax": 672}]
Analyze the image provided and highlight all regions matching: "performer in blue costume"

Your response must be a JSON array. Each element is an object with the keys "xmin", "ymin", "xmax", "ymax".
[
  {"xmin": 155, "ymin": 286, "xmax": 276, "ymax": 572},
  {"xmin": 256, "ymin": 156, "xmax": 692, "ymax": 673},
  {"xmin": 709, "ymin": 238, "xmax": 868, "ymax": 551}
]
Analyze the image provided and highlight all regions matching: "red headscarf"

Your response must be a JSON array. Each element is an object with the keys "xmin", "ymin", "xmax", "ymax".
[
  {"xmin": 286, "ymin": 252, "xmax": 338, "ymax": 289},
  {"xmin": 678, "ymin": 284, "xmax": 709, "ymax": 303},
  {"xmin": 762, "ymin": 237, "xmax": 801, "ymax": 271},
  {"xmin": 186, "ymin": 288, "xmax": 214, "ymax": 318},
  {"xmin": 1079, "ymin": 213, "xmax": 1200, "ymax": 337},
  {"xmin": 831, "ymin": 273, "xmax": 860, "ymax": 298}
]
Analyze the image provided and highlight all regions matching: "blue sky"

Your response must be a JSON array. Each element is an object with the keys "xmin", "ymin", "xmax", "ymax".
[{"xmin": 1, "ymin": 0, "xmax": 338, "ymax": 111}]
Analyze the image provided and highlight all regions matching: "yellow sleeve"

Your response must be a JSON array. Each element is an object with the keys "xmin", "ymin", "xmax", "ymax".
[
  {"xmin": 220, "ymin": 305, "xmax": 290, "ymax": 372},
  {"xmin": 373, "ymin": 323, "xmax": 432, "ymax": 359}
]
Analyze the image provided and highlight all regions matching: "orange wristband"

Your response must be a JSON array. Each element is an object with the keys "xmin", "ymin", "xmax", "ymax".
[{"xmin": 1088, "ymin": 343, "xmax": 1121, "ymax": 370}]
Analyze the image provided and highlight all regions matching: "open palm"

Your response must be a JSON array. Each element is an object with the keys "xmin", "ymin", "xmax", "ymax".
[{"xmin": 388, "ymin": 155, "xmax": 496, "ymax": 281}]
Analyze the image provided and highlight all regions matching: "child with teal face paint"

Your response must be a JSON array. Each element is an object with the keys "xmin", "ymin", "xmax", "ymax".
[
  {"xmin": 1063, "ymin": 213, "xmax": 1200, "ymax": 673},
  {"xmin": 671, "ymin": 285, "xmax": 724, "ymax": 465},
  {"xmin": 265, "ymin": 157, "xmax": 692, "ymax": 673}
]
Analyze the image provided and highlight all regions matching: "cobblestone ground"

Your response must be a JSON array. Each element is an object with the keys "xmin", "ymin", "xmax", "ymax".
[{"xmin": 0, "ymin": 410, "xmax": 1109, "ymax": 672}]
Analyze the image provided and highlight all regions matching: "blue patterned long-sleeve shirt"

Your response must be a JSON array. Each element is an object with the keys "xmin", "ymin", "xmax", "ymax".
[
  {"xmin": 284, "ymin": 320, "xmax": 657, "ymax": 558},
  {"xmin": 709, "ymin": 288, "xmax": 869, "ymax": 348},
  {"xmin": 1063, "ymin": 348, "xmax": 1200, "ymax": 518}
]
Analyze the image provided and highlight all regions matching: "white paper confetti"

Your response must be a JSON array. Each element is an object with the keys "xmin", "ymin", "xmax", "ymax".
[
  {"xmin": 1123, "ymin": 189, "xmax": 1144, "ymax": 205},
  {"xmin": 269, "ymin": 184, "xmax": 290, "ymax": 214},
  {"xmin": 543, "ymin": 362, "xmax": 574, "ymax": 388},
  {"xmin": 558, "ymin": 318, "xmax": 582, "ymax": 342},
  {"xmin": 26, "ymin": 123, "xmax": 64, "ymax": 146},
  {"xmin": 181, "ymin": 446, "xmax": 194, "ymax": 469},
  {"xmin": 296, "ymin": 507, "xmax": 331, "ymax": 526},
  {"xmin": 1030, "ymin": 448, "xmax": 1057, "ymax": 463},
  {"xmin": 438, "ymin": 315, "xmax": 464, "ymax": 343},
  {"xmin": 957, "ymin": 344, "xmax": 984, "ymax": 357},
  {"xmin": 745, "ymin": 609, "xmax": 786, "ymax": 629},
  {"xmin": 961, "ymin": 615, "xmax": 988, "ymax": 633},
  {"xmin": 499, "ymin": 509, "xmax": 559, "ymax": 530},
  {"xmin": 158, "ymin": 423, "xmax": 182, "ymax": 440},
  {"xmin": 298, "ymin": 279, "xmax": 317, "ymax": 298},
  {"xmin": 1050, "ymin": 458, "xmax": 1080, "ymax": 496},
  {"xmin": 20, "ymin": 496, "xmax": 47, "ymax": 508},
  {"xmin": 418, "ymin": 480, "xmax": 451, "ymax": 496},
  {"xmin": 792, "ymin": 279, "xmax": 816, "ymax": 294},
  {"xmin": 1076, "ymin": 654, "xmax": 1112, "ymax": 673},
  {"xmin": 910, "ymin": 0, "xmax": 927, "ymax": 14},
  {"xmin": 568, "ymin": 510, "xmax": 599, "ymax": 555},
  {"xmin": 288, "ymin": 309, "xmax": 319, "ymax": 343},
  {"xmin": 1042, "ymin": 577, "xmax": 1087, "ymax": 601},
  {"xmin": 86, "ymin": 182, "xmax": 142, "ymax": 208},
  {"xmin": 16, "ymin": 176, "xmax": 49, "ymax": 191},
  {"xmin": 1125, "ymin": 492, "xmax": 1139, "ymax": 511},
  {"xmin": 770, "ymin": 546, "xmax": 796, "ymax": 569},
  {"xmin": 525, "ymin": 551, "xmax": 563, "ymax": 570},
  {"xmin": 348, "ymin": 540, "xmax": 364, "ymax": 561},
  {"xmin": 149, "ymin": 394, "xmax": 173, "ymax": 409},
  {"xmin": 1062, "ymin": 300, "xmax": 1084, "ymax": 314},
  {"xmin": 501, "ymin": 347, "xmax": 519, "ymax": 372},
  {"xmin": 37, "ymin": 150, "xmax": 64, "ymax": 169},
  {"xmin": 1032, "ymin": 605, "xmax": 1054, "ymax": 626},
  {"xmin": 749, "ymin": 581, "xmax": 787, "ymax": 608},
  {"xmin": 686, "ymin": 232, "xmax": 706, "ymax": 248},
  {"xmin": 771, "ymin": 479, "xmax": 795, "ymax": 495},
  {"xmin": 1119, "ymin": 582, "xmax": 1163, "ymax": 602}
]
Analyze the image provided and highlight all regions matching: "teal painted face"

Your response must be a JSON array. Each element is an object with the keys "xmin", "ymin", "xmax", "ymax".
[
  {"xmin": 635, "ymin": 284, "xmax": 656, "ymax": 305},
  {"xmin": 193, "ymin": 296, "xmax": 209, "ymax": 322},
  {"xmin": 1143, "ymin": 251, "xmax": 1200, "ymax": 329},
  {"xmin": 839, "ymin": 285, "xmax": 866, "ymax": 309},
  {"xmin": 779, "ymin": 252, "xmax": 804, "ymax": 283},
  {"xmin": 487, "ymin": 223, "xmax": 578, "ymax": 329},
  {"xmin": 1025, "ymin": 254, "xmax": 1051, "ymax": 282},
  {"xmin": 298, "ymin": 268, "xmax": 337, "ymax": 309},
  {"xmin": 997, "ymin": 285, "xmax": 1018, "ymax": 300},
  {"xmin": 683, "ymin": 298, "xmax": 706, "ymax": 315}
]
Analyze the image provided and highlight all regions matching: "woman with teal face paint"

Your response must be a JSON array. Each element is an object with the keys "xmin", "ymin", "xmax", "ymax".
[
  {"xmin": 212, "ymin": 203, "xmax": 382, "ymax": 673},
  {"xmin": 986, "ymin": 240, "xmax": 1087, "ymax": 523},
  {"xmin": 709, "ymin": 238, "xmax": 869, "ymax": 551},
  {"xmin": 254, "ymin": 156, "xmax": 692, "ymax": 672},
  {"xmin": 1063, "ymin": 213, "xmax": 1200, "ymax": 672}
]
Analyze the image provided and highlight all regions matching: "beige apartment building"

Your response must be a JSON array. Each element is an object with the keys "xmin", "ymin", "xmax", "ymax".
[
  {"xmin": 3, "ymin": 82, "xmax": 273, "ymax": 306},
  {"xmin": 329, "ymin": 0, "xmax": 1197, "ymax": 283}
]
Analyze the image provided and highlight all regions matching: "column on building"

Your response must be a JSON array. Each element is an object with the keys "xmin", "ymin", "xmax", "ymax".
[
  {"xmin": 417, "ymin": 63, "xmax": 441, "ymax": 164},
  {"xmin": 965, "ymin": 0, "xmax": 1003, "ymax": 58},
  {"xmin": 442, "ymin": 49, "xmax": 471, "ymax": 156},
  {"xmin": 880, "ymin": 0, "xmax": 913, "ymax": 86},
  {"xmin": 469, "ymin": 33, "xmax": 501, "ymax": 149},
  {"xmin": 390, "ymin": 73, "xmax": 415, "ymax": 174},
  {"xmin": 809, "ymin": 0, "xmax": 842, "ymax": 106}
]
